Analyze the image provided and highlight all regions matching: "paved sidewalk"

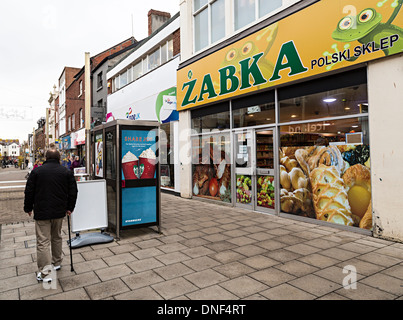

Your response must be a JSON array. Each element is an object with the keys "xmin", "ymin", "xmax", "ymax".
[
  {"xmin": 0, "ymin": 193, "xmax": 402, "ymax": 300},
  {"xmin": 0, "ymin": 167, "xmax": 29, "ymax": 225}
]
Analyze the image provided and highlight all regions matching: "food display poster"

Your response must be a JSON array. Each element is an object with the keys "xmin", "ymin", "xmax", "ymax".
[
  {"xmin": 121, "ymin": 129, "xmax": 157, "ymax": 181},
  {"xmin": 235, "ymin": 175, "xmax": 275, "ymax": 209},
  {"xmin": 95, "ymin": 133, "xmax": 103, "ymax": 177},
  {"xmin": 279, "ymin": 144, "xmax": 372, "ymax": 230},
  {"xmin": 177, "ymin": 0, "xmax": 403, "ymax": 110},
  {"xmin": 192, "ymin": 138, "xmax": 231, "ymax": 203}
]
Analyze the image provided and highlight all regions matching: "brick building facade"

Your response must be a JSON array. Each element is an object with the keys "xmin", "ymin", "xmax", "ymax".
[{"xmin": 65, "ymin": 68, "xmax": 85, "ymax": 133}]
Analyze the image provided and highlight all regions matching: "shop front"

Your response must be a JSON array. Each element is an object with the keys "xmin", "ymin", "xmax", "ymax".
[
  {"xmin": 188, "ymin": 70, "xmax": 369, "ymax": 230},
  {"xmin": 72, "ymin": 128, "xmax": 86, "ymax": 165},
  {"xmin": 177, "ymin": 0, "xmax": 403, "ymax": 239},
  {"xmin": 60, "ymin": 133, "xmax": 77, "ymax": 168}
]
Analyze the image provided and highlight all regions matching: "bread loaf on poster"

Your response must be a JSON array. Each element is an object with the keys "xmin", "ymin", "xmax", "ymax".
[
  {"xmin": 280, "ymin": 188, "xmax": 314, "ymax": 217},
  {"xmin": 310, "ymin": 165, "xmax": 354, "ymax": 226},
  {"xmin": 289, "ymin": 167, "xmax": 308, "ymax": 190},
  {"xmin": 359, "ymin": 201, "xmax": 372, "ymax": 229},
  {"xmin": 343, "ymin": 164, "xmax": 372, "ymax": 229},
  {"xmin": 296, "ymin": 146, "xmax": 348, "ymax": 176},
  {"xmin": 280, "ymin": 156, "xmax": 298, "ymax": 172},
  {"xmin": 280, "ymin": 165, "xmax": 292, "ymax": 191},
  {"xmin": 343, "ymin": 164, "xmax": 371, "ymax": 192}
]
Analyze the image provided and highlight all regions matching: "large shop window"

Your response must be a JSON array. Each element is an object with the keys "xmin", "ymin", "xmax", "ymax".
[
  {"xmin": 191, "ymin": 102, "xmax": 230, "ymax": 133},
  {"xmin": 191, "ymin": 132, "xmax": 231, "ymax": 203},
  {"xmin": 232, "ymin": 90, "xmax": 275, "ymax": 128},
  {"xmin": 278, "ymin": 68, "xmax": 368, "ymax": 123},
  {"xmin": 278, "ymin": 77, "xmax": 371, "ymax": 231},
  {"xmin": 160, "ymin": 122, "xmax": 175, "ymax": 189},
  {"xmin": 279, "ymin": 84, "xmax": 368, "ymax": 123}
]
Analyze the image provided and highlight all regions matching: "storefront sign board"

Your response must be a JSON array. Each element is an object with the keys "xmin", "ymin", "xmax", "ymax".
[
  {"xmin": 61, "ymin": 135, "xmax": 75, "ymax": 150},
  {"xmin": 74, "ymin": 128, "xmax": 86, "ymax": 146}
]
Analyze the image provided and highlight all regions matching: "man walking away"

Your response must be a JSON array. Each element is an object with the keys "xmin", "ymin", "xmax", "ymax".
[{"xmin": 24, "ymin": 148, "xmax": 78, "ymax": 282}]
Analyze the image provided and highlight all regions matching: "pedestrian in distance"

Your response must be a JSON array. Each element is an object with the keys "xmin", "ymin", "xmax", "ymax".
[
  {"xmin": 33, "ymin": 160, "xmax": 40, "ymax": 170},
  {"xmin": 24, "ymin": 148, "xmax": 78, "ymax": 282},
  {"xmin": 71, "ymin": 156, "xmax": 80, "ymax": 171}
]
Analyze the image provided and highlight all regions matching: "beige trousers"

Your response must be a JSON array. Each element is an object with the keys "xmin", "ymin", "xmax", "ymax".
[{"xmin": 35, "ymin": 218, "xmax": 64, "ymax": 274}]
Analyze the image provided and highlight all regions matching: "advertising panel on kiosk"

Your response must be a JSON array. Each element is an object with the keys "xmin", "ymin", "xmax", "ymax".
[{"xmin": 119, "ymin": 121, "xmax": 161, "ymax": 232}]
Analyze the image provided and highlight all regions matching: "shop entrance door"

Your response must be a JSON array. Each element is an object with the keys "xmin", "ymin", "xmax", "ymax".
[
  {"xmin": 233, "ymin": 129, "xmax": 254, "ymax": 208},
  {"xmin": 233, "ymin": 128, "xmax": 276, "ymax": 212},
  {"xmin": 254, "ymin": 129, "xmax": 276, "ymax": 213}
]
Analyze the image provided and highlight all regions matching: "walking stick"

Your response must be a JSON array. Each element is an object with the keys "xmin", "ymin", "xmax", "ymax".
[{"xmin": 67, "ymin": 214, "xmax": 74, "ymax": 272}]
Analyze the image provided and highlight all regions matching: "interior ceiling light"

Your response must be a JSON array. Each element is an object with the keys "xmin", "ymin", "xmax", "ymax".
[
  {"xmin": 352, "ymin": 125, "xmax": 359, "ymax": 128},
  {"xmin": 291, "ymin": 114, "xmax": 297, "ymax": 118},
  {"xmin": 323, "ymin": 98, "xmax": 337, "ymax": 103}
]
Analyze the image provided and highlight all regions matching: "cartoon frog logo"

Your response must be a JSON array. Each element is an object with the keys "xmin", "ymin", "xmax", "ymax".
[
  {"xmin": 332, "ymin": 1, "xmax": 403, "ymax": 57},
  {"xmin": 220, "ymin": 23, "xmax": 279, "ymax": 83}
]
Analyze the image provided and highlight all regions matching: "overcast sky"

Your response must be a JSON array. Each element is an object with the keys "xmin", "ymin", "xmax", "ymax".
[{"xmin": 0, "ymin": 0, "xmax": 179, "ymax": 143}]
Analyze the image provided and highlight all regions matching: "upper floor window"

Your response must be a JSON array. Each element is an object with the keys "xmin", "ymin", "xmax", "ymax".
[
  {"xmin": 79, "ymin": 80, "xmax": 83, "ymax": 97},
  {"xmin": 71, "ymin": 113, "xmax": 75, "ymax": 130},
  {"xmin": 97, "ymin": 72, "xmax": 103, "ymax": 89},
  {"xmin": 234, "ymin": 0, "xmax": 283, "ymax": 31},
  {"xmin": 79, "ymin": 109, "xmax": 83, "ymax": 128},
  {"xmin": 120, "ymin": 70, "xmax": 128, "ymax": 88},
  {"xmin": 132, "ymin": 60, "xmax": 143, "ymax": 80},
  {"xmin": 59, "ymin": 86, "xmax": 65, "ymax": 106},
  {"xmin": 194, "ymin": 0, "xmax": 226, "ymax": 52},
  {"xmin": 148, "ymin": 48, "xmax": 161, "ymax": 72}
]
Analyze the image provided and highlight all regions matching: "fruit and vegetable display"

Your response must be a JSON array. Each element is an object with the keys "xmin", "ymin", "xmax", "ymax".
[
  {"xmin": 192, "ymin": 144, "xmax": 231, "ymax": 203},
  {"xmin": 279, "ymin": 144, "xmax": 372, "ymax": 230},
  {"xmin": 236, "ymin": 175, "xmax": 252, "ymax": 204},
  {"xmin": 257, "ymin": 175, "xmax": 275, "ymax": 209}
]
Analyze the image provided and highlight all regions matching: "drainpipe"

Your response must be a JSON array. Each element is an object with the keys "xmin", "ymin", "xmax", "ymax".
[{"xmin": 85, "ymin": 52, "xmax": 91, "ymax": 176}]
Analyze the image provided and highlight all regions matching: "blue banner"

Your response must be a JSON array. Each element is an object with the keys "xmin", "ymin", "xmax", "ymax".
[{"xmin": 121, "ymin": 186, "xmax": 157, "ymax": 226}]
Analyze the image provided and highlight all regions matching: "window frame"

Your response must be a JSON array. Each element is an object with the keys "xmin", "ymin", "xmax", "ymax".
[
  {"xmin": 97, "ymin": 71, "xmax": 103, "ymax": 90},
  {"xmin": 79, "ymin": 108, "xmax": 83, "ymax": 128},
  {"xmin": 71, "ymin": 113, "xmax": 75, "ymax": 130},
  {"xmin": 119, "ymin": 70, "xmax": 128, "ymax": 88},
  {"xmin": 193, "ymin": 0, "xmax": 226, "ymax": 53},
  {"xmin": 79, "ymin": 80, "xmax": 83, "ymax": 97},
  {"xmin": 233, "ymin": 0, "xmax": 285, "ymax": 32}
]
